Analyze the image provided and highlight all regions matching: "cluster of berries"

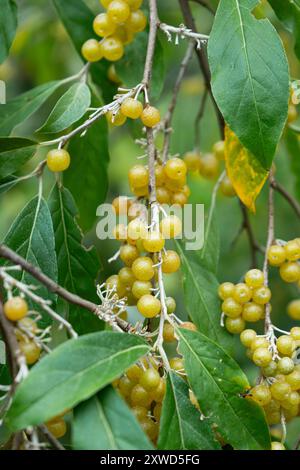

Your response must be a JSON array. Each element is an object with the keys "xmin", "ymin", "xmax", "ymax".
[
  {"xmin": 267, "ymin": 239, "xmax": 300, "ymax": 284},
  {"xmin": 218, "ymin": 269, "xmax": 271, "ymax": 335},
  {"xmin": 81, "ymin": 0, "xmax": 147, "ymax": 64},
  {"xmin": 183, "ymin": 140, "xmax": 236, "ymax": 197},
  {"xmin": 107, "ymin": 97, "xmax": 161, "ymax": 129}
]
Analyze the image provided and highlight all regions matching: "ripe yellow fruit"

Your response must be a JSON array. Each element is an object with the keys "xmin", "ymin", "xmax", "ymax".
[
  {"xmin": 137, "ymin": 294, "xmax": 161, "ymax": 318},
  {"xmin": 106, "ymin": 110, "xmax": 127, "ymax": 126},
  {"xmin": 19, "ymin": 341, "xmax": 41, "ymax": 365},
  {"xmin": 93, "ymin": 13, "xmax": 116, "ymax": 37},
  {"xmin": 142, "ymin": 231, "xmax": 165, "ymax": 253},
  {"xmin": 46, "ymin": 418, "xmax": 67, "ymax": 439},
  {"xmin": 160, "ymin": 215, "xmax": 182, "ymax": 239},
  {"xmin": 126, "ymin": 10, "xmax": 147, "ymax": 33},
  {"xmin": 183, "ymin": 151, "xmax": 201, "ymax": 171},
  {"xmin": 199, "ymin": 153, "xmax": 219, "ymax": 179},
  {"xmin": 128, "ymin": 164, "xmax": 149, "ymax": 188},
  {"xmin": 212, "ymin": 140, "xmax": 225, "ymax": 160},
  {"xmin": 81, "ymin": 39, "xmax": 103, "ymax": 62},
  {"xmin": 47, "ymin": 149, "xmax": 71, "ymax": 172},
  {"xmin": 107, "ymin": 0, "xmax": 130, "ymax": 24},
  {"xmin": 141, "ymin": 106, "xmax": 161, "ymax": 127},
  {"xmin": 121, "ymin": 98, "xmax": 143, "ymax": 119},
  {"xmin": 162, "ymin": 250, "xmax": 181, "ymax": 274},
  {"xmin": 4, "ymin": 297, "xmax": 28, "ymax": 321},
  {"xmin": 101, "ymin": 36, "xmax": 124, "ymax": 61},
  {"xmin": 164, "ymin": 158, "xmax": 187, "ymax": 181}
]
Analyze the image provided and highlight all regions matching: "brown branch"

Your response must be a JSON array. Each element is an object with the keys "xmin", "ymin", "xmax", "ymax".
[
  {"xmin": 178, "ymin": 0, "xmax": 225, "ymax": 137},
  {"xmin": 0, "ymin": 245, "xmax": 130, "ymax": 333},
  {"xmin": 162, "ymin": 41, "xmax": 194, "ymax": 161},
  {"xmin": 0, "ymin": 287, "xmax": 20, "ymax": 383},
  {"xmin": 271, "ymin": 179, "xmax": 300, "ymax": 219},
  {"xmin": 38, "ymin": 424, "xmax": 65, "ymax": 451},
  {"xmin": 191, "ymin": 0, "xmax": 215, "ymax": 14},
  {"xmin": 239, "ymin": 202, "xmax": 264, "ymax": 269},
  {"xmin": 195, "ymin": 88, "xmax": 208, "ymax": 148}
]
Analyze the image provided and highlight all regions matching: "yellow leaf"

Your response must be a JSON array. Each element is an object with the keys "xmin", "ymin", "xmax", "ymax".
[{"xmin": 224, "ymin": 126, "xmax": 269, "ymax": 212}]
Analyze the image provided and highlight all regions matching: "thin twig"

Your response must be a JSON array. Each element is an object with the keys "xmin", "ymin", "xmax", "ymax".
[
  {"xmin": 179, "ymin": 0, "xmax": 225, "ymax": 137},
  {"xmin": 271, "ymin": 179, "xmax": 300, "ymax": 218},
  {"xmin": 195, "ymin": 88, "xmax": 208, "ymax": 149},
  {"xmin": 0, "ymin": 245, "xmax": 131, "ymax": 333},
  {"xmin": 38, "ymin": 425, "xmax": 65, "ymax": 451},
  {"xmin": 239, "ymin": 202, "xmax": 264, "ymax": 269},
  {"xmin": 263, "ymin": 172, "xmax": 275, "ymax": 336}
]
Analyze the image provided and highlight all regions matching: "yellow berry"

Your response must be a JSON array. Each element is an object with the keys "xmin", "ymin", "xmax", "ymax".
[
  {"xmin": 233, "ymin": 283, "xmax": 252, "ymax": 304},
  {"xmin": 160, "ymin": 215, "xmax": 182, "ymax": 239},
  {"xmin": 106, "ymin": 109, "xmax": 127, "ymax": 126},
  {"xmin": 19, "ymin": 340, "xmax": 41, "ymax": 365},
  {"xmin": 46, "ymin": 418, "xmax": 67, "ymax": 439},
  {"xmin": 137, "ymin": 294, "xmax": 161, "ymax": 318},
  {"xmin": 120, "ymin": 244, "xmax": 139, "ymax": 266},
  {"xmin": 132, "ymin": 280, "xmax": 152, "ymax": 299},
  {"xmin": 222, "ymin": 298, "xmax": 242, "ymax": 318},
  {"xmin": 252, "ymin": 286, "xmax": 271, "ymax": 305},
  {"xmin": 290, "ymin": 326, "xmax": 300, "ymax": 340},
  {"xmin": 225, "ymin": 316, "xmax": 245, "ymax": 334},
  {"xmin": 156, "ymin": 187, "xmax": 171, "ymax": 204},
  {"xmin": 285, "ymin": 240, "xmax": 300, "ymax": 261},
  {"xmin": 181, "ymin": 321, "xmax": 197, "ymax": 332},
  {"xmin": 141, "ymin": 106, "xmax": 161, "ymax": 128},
  {"xmin": 199, "ymin": 153, "xmax": 219, "ymax": 179},
  {"xmin": 270, "ymin": 381, "xmax": 291, "ymax": 401},
  {"xmin": 169, "ymin": 357, "xmax": 184, "ymax": 373},
  {"xmin": 139, "ymin": 368, "xmax": 161, "ymax": 390},
  {"xmin": 220, "ymin": 175, "xmax": 236, "ymax": 197},
  {"xmin": 142, "ymin": 231, "xmax": 165, "ymax": 253},
  {"xmin": 127, "ymin": 219, "xmax": 147, "ymax": 240},
  {"xmin": 128, "ymin": 164, "xmax": 149, "ymax": 188},
  {"xmin": 280, "ymin": 261, "xmax": 300, "ymax": 283},
  {"xmin": 161, "ymin": 250, "xmax": 181, "ymax": 274},
  {"xmin": 47, "ymin": 149, "xmax": 70, "ymax": 172},
  {"xmin": 107, "ymin": 0, "xmax": 130, "ymax": 24},
  {"xmin": 93, "ymin": 13, "xmax": 116, "ymax": 37},
  {"xmin": 101, "ymin": 36, "xmax": 124, "ymax": 61},
  {"xmin": 267, "ymin": 245, "xmax": 286, "ymax": 266},
  {"xmin": 250, "ymin": 337, "xmax": 269, "ymax": 351},
  {"xmin": 212, "ymin": 140, "xmax": 225, "ymax": 160},
  {"xmin": 81, "ymin": 39, "xmax": 103, "ymax": 62},
  {"xmin": 132, "ymin": 257, "xmax": 154, "ymax": 281},
  {"xmin": 240, "ymin": 329, "xmax": 257, "ymax": 348},
  {"xmin": 242, "ymin": 302, "xmax": 264, "ymax": 322},
  {"xmin": 121, "ymin": 98, "xmax": 143, "ymax": 119},
  {"xmin": 183, "ymin": 151, "xmax": 201, "ymax": 171},
  {"xmin": 288, "ymin": 299, "xmax": 300, "ymax": 320},
  {"xmin": 107, "ymin": 64, "xmax": 121, "ymax": 84},
  {"xmin": 4, "ymin": 297, "xmax": 28, "ymax": 321},
  {"xmin": 163, "ymin": 323, "xmax": 176, "ymax": 342},
  {"xmin": 251, "ymin": 384, "xmax": 272, "ymax": 406},
  {"xmin": 288, "ymin": 104, "xmax": 297, "ymax": 123},
  {"xmin": 118, "ymin": 267, "xmax": 135, "ymax": 287},
  {"xmin": 171, "ymin": 192, "xmax": 188, "ymax": 207},
  {"xmin": 130, "ymin": 384, "xmax": 151, "ymax": 407},
  {"xmin": 252, "ymin": 347, "xmax": 272, "ymax": 367},
  {"xmin": 277, "ymin": 335, "xmax": 296, "ymax": 357},
  {"xmin": 112, "ymin": 195, "xmax": 132, "ymax": 215},
  {"xmin": 113, "ymin": 223, "xmax": 127, "ymax": 241},
  {"xmin": 286, "ymin": 370, "xmax": 300, "ymax": 390},
  {"xmin": 277, "ymin": 357, "xmax": 295, "ymax": 375},
  {"xmin": 164, "ymin": 158, "xmax": 187, "ymax": 181},
  {"xmin": 126, "ymin": 10, "xmax": 147, "ymax": 33},
  {"xmin": 244, "ymin": 269, "xmax": 264, "ymax": 288},
  {"xmin": 218, "ymin": 282, "xmax": 235, "ymax": 300},
  {"xmin": 126, "ymin": 0, "xmax": 143, "ymax": 10}
]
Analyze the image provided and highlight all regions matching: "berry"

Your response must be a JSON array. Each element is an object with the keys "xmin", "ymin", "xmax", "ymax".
[
  {"xmin": 107, "ymin": 64, "xmax": 121, "ymax": 84},
  {"xmin": 113, "ymin": 223, "xmax": 127, "ymax": 241},
  {"xmin": 107, "ymin": 0, "xmax": 130, "ymax": 24},
  {"xmin": 163, "ymin": 323, "xmax": 176, "ymax": 342},
  {"xmin": 288, "ymin": 104, "xmax": 297, "ymax": 123},
  {"xmin": 18, "ymin": 317, "xmax": 38, "ymax": 333},
  {"xmin": 252, "ymin": 347, "xmax": 272, "ymax": 367},
  {"xmin": 220, "ymin": 175, "xmax": 236, "ymax": 197},
  {"xmin": 233, "ymin": 283, "xmax": 252, "ymax": 304},
  {"xmin": 132, "ymin": 257, "xmax": 154, "ymax": 281},
  {"xmin": 19, "ymin": 341, "xmax": 41, "ymax": 365},
  {"xmin": 121, "ymin": 98, "xmax": 143, "ymax": 120},
  {"xmin": 114, "ymin": 25, "xmax": 134, "ymax": 45},
  {"xmin": 126, "ymin": 364, "xmax": 143, "ymax": 382},
  {"xmin": 101, "ymin": 36, "xmax": 124, "ymax": 61},
  {"xmin": 140, "ymin": 417, "xmax": 158, "ymax": 440},
  {"xmin": 106, "ymin": 109, "xmax": 127, "ymax": 126},
  {"xmin": 222, "ymin": 298, "xmax": 242, "ymax": 318},
  {"xmin": 132, "ymin": 280, "xmax": 152, "ymax": 299},
  {"xmin": 277, "ymin": 357, "xmax": 295, "ymax": 375},
  {"xmin": 171, "ymin": 192, "xmax": 188, "ymax": 207},
  {"xmin": 93, "ymin": 13, "xmax": 116, "ymax": 37},
  {"xmin": 262, "ymin": 361, "xmax": 278, "ymax": 377},
  {"xmin": 156, "ymin": 187, "xmax": 171, "ymax": 204},
  {"xmin": 128, "ymin": 202, "xmax": 146, "ymax": 220},
  {"xmin": 181, "ymin": 321, "xmax": 197, "ymax": 332},
  {"xmin": 250, "ymin": 337, "xmax": 269, "ymax": 351},
  {"xmin": 149, "ymin": 378, "xmax": 166, "ymax": 402},
  {"xmin": 218, "ymin": 282, "xmax": 235, "ymax": 300},
  {"xmin": 130, "ymin": 185, "xmax": 149, "ymax": 197},
  {"xmin": 252, "ymin": 286, "xmax": 271, "ymax": 305},
  {"xmin": 240, "ymin": 329, "xmax": 257, "ymax": 348},
  {"xmin": 106, "ymin": 275, "xmax": 126, "ymax": 297},
  {"xmin": 130, "ymin": 384, "xmax": 151, "ymax": 407},
  {"xmin": 153, "ymin": 403, "xmax": 162, "ymax": 421},
  {"xmin": 169, "ymin": 357, "xmax": 184, "ymax": 373},
  {"xmin": 139, "ymin": 368, "xmax": 161, "ymax": 390},
  {"xmin": 119, "ymin": 375, "xmax": 134, "ymax": 397},
  {"xmin": 160, "ymin": 215, "xmax": 182, "ymax": 239},
  {"xmin": 165, "ymin": 174, "xmax": 186, "ymax": 191},
  {"xmin": 285, "ymin": 240, "xmax": 300, "ymax": 261},
  {"xmin": 267, "ymin": 245, "xmax": 286, "ymax": 266},
  {"xmin": 164, "ymin": 158, "xmax": 187, "ymax": 181},
  {"xmin": 127, "ymin": 219, "xmax": 147, "ymax": 240},
  {"xmin": 46, "ymin": 149, "xmax": 70, "ymax": 172},
  {"xmin": 141, "ymin": 106, "xmax": 161, "ymax": 128},
  {"xmin": 242, "ymin": 302, "xmax": 264, "ymax": 322},
  {"xmin": 131, "ymin": 406, "xmax": 148, "ymax": 421},
  {"xmin": 4, "ymin": 297, "xmax": 28, "ymax": 321},
  {"xmin": 120, "ymin": 244, "xmax": 139, "ymax": 266},
  {"xmin": 213, "ymin": 140, "xmax": 225, "ymax": 160},
  {"xmin": 126, "ymin": 0, "xmax": 143, "ymax": 10},
  {"xmin": 288, "ymin": 299, "xmax": 300, "ymax": 320},
  {"xmin": 128, "ymin": 164, "xmax": 149, "ymax": 188},
  {"xmin": 271, "ymin": 442, "xmax": 285, "ymax": 451},
  {"xmin": 244, "ymin": 269, "xmax": 264, "ymax": 288},
  {"xmin": 137, "ymin": 295, "xmax": 161, "ymax": 318},
  {"xmin": 277, "ymin": 335, "xmax": 295, "ymax": 357},
  {"xmin": 112, "ymin": 195, "xmax": 131, "ymax": 215},
  {"xmin": 280, "ymin": 261, "xmax": 300, "ymax": 283},
  {"xmin": 100, "ymin": 0, "xmax": 113, "ymax": 7},
  {"xmin": 225, "ymin": 316, "xmax": 245, "ymax": 334},
  {"xmin": 118, "ymin": 267, "xmax": 135, "ymax": 287},
  {"xmin": 142, "ymin": 231, "xmax": 165, "ymax": 253},
  {"xmin": 270, "ymin": 381, "xmax": 291, "ymax": 401},
  {"xmin": 166, "ymin": 297, "xmax": 176, "ymax": 314},
  {"xmin": 251, "ymin": 384, "xmax": 271, "ymax": 406},
  {"xmin": 161, "ymin": 250, "xmax": 181, "ymax": 274},
  {"xmin": 46, "ymin": 418, "xmax": 67, "ymax": 439},
  {"xmin": 183, "ymin": 151, "xmax": 201, "ymax": 171},
  {"xmin": 290, "ymin": 326, "xmax": 300, "ymax": 340},
  {"xmin": 285, "ymin": 369, "xmax": 300, "ymax": 391},
  {"xmin": 154, "ymin": 164, "xmax": 165, "ymax": 186},
  {"xmin": 81, "ymin": 39, "xmax": 103, "ymax": 62},
  {"xmin": 199, "ymin": 153, "xmax": 219, "ymax": 179},
  {"xmin": 126, "ymin": 10, "xmax": 147, "ymax": 33}
]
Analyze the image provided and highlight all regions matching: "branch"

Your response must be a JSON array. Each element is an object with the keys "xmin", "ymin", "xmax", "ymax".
[
  {"xmin": 178, "ymin": 0, "xmax": 225, "ymax": 137},
  {"xmin": 194, "ymin": 88, "xmax": 208, "ymax": 148},
  {"xmin": 159, "ymin": 22, "xmax": 209, "ymax": 47},
  {"xmin": 0, "ymin": 292, "xmax": 20, "ymax": 383},
  {"xmin": 263, "ymin": 172, "xmax": 275, "ymax": 336},
  {"xmin": 0, "ymin": 245, "xmax": 131, "ymax": 333},
  {"xmin": 239, "ymin": 202, "xmax": 264, "ymax": 269},
  {"xmin": 271, "ymin": 179, "xmax": 300, "ymax": 219},
  {"xmin": 38, "ymin": 425, "xmax": 65, "ymax": 451}
]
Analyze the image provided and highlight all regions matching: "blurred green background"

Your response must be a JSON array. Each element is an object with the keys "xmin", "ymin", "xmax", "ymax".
[{"xmin": 1, "ymin": 0, "xmax": 300, "ymax": 446}]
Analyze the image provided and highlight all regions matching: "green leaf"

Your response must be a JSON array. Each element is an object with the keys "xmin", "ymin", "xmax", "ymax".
[
  {"xmin": 49, "ymin": 184, "xmax": 100, "ymax": 335},
  {"xmin": 38, "ymin": 83, "xmax": 91, "ymax": 134},
  {"xmin": 52, "ymin": 0, "xmax": 116, "ymax": 102},
  {"xmin": 5, "ymin": 331, "xmax": 150, "ymax": 431},
  {"xmin": 116, "ymin": 31, "xmax": 165, "ymax": 101},
  {"xmin": 175, "ymin": 240, "xmax": 232, "ymax": 352},
  {"xmin": 284, "ymin": 127, "xmax": 300, "ymax": 201},
  {"xmin": 199, "ymin": 210, "xmax": 220, "ymax": 274},
  {"xmin": 0, "ymin": 138, "xmax": 37, "ymax": 180},
  {"xmin": 177, "ymin": 328, "xmax": 271, "ymax": 450},
  {"xmin": 269, "ymin": 0, "xmax": 300, "ymax": 60},
  {"xmin": 3, "ymin": 195, "xmax": 57, "ymax": 325},
  {"xmin": 0, "ymin": 81, "xmax": 62, "ymax": 136},
  {"xmin": 158, "ymin": 372, "xmax": 221, "ymax": 450},
  {"xmin": 208, "ymin": 0, "xmax": 289, "ymax": 168},
  {"xmin": 64, "ymin": 94, "xmax": 109, "ymax": 232},
  {"xmin": 73, "ymin": 386, "xmax": 153, "ymax": 450},
  {"xmin": 0, "ymin": 0, "xmax": 17, "ymax": 64}
]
